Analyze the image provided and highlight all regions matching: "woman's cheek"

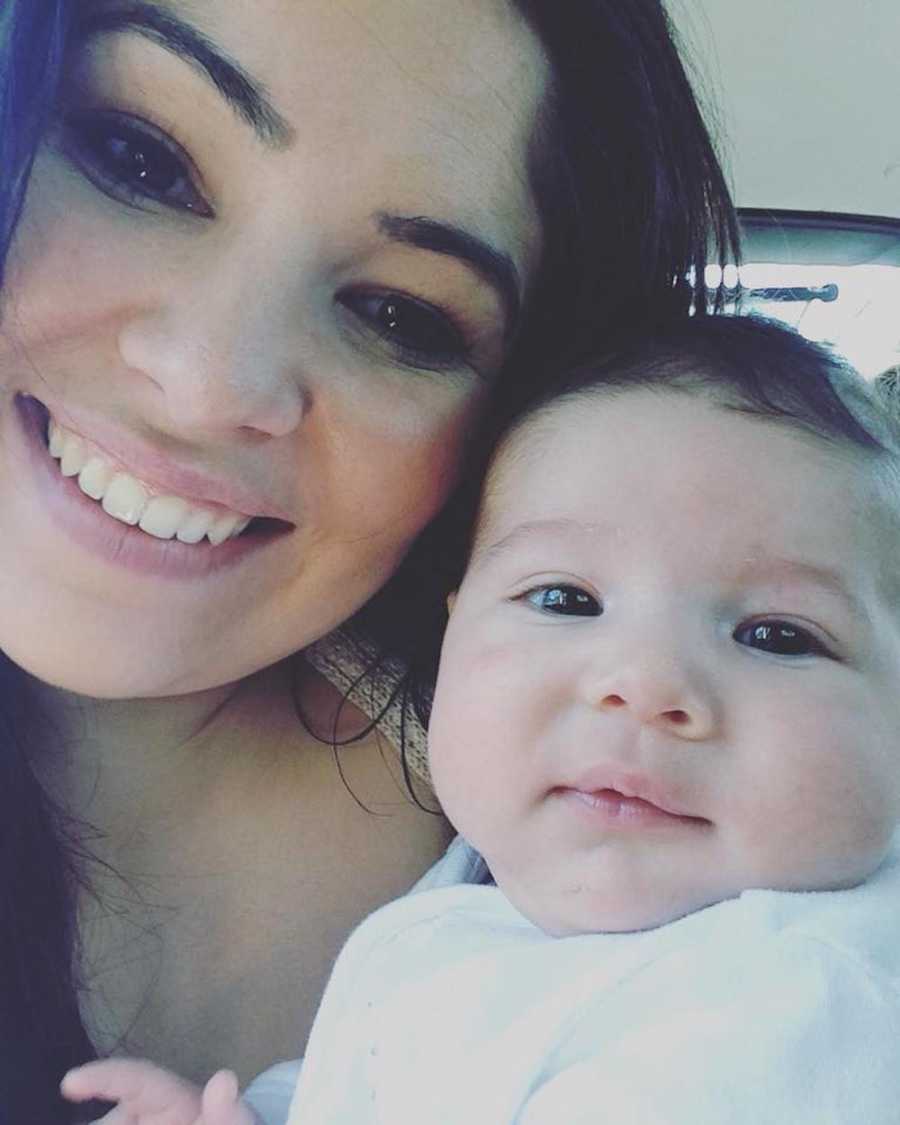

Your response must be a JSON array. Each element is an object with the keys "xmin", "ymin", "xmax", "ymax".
[
  {"xmin": 322, "ymin": 378, "xmax": 484, "ymax": 537},
  {"xmin": 4, "ymin": 155, "xmax": 157, "ymax": 349}
]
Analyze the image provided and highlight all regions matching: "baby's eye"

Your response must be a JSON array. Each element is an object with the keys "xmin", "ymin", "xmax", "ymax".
[
  {"xmin": 339, "ymin": 291, "xmax": 471, "ymax": 369},
  {"xmin": 58, "ymin": 109, "xmax": 212, "ymax": 216},
  {"xmin": 522, "ymin": 585, "xmax": 601, "ymax": 617},
  {"xmin": 734, "ymin": 619, "xmax": 830, "ymax": 657}
]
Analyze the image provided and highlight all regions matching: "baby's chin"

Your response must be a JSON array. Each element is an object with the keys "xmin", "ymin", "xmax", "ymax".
[
  {"xmin": 504, "ymin": 881, "xmax": 725, "ymax": 938},
  {"xmin": 505, "ymin": 854, "xmax": 891, "ymax": 938}
]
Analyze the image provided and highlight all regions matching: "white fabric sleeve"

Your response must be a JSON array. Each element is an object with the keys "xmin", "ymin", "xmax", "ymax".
[
  {"xmin": 242, "ymin": 1059, "xmax": 302, "ymax": 1125},
  {"xmin": 240, "ymin": 841, "xmax": 480, "ymax": 1124},
  {"xmin": 283, "ymin": 910, "xmax": 398, "ymax": 1125},
  {"xmin": 410, "ymin": 835, "xmax": 490, "ymax": 893},
  {"xmin": 517, "ymin": 936, "xmax": 900, "ymax": 1125}
]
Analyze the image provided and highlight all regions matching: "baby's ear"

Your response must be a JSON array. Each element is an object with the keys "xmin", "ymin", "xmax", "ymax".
[{"xmin": 446, "ymin": 591, "xmax": 458, "ymax": 615}]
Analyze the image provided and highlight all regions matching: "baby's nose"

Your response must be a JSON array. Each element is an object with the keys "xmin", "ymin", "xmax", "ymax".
[
  {"xmin": 598, "ymin": 690, "xmax": 693, "ymax": 729},
  {"xmin": 581, "ymin": 655, "xmax": 718, "ymax": 741}
]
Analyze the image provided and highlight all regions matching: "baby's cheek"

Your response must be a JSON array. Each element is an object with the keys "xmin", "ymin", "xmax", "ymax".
[
  {"xmin": 428, "ymin": 646, "xmax": 512, "ymax": 837},
  {"xmin": 739, "ymin": 711, "xmax": 897, "ymax": 888}
]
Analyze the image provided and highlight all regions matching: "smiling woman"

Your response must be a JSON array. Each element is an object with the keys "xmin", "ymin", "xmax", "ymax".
[
  {"xmin": 0, "ymin": 0, "xmax": 737, "ymax": 1119},
  {"xmin": 4, "ymin": 0, "xmax": 539, "ymax": 694}
]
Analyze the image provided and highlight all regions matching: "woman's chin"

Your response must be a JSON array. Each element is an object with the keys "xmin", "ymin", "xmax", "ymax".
[
  {"xmin": 0, "ymin": 600, "xmax": 242, "ymax": 701},
  {"xmin": 3, "ymin": 641, "xmax": 199, "ymax": 700}
]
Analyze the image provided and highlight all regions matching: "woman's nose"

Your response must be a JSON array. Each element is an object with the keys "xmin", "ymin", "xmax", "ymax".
[
  {"xmin": 579, "ymin": 644, "xmax": 718, "ymax": 741},
  {"xmin": 117, "ymin": 270, "xmax": 308, "ymax": 439}
]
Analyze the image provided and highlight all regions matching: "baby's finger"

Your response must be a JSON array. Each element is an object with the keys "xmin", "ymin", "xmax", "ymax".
[
  {"xmin": 202, "ymin": 1070, "xmax": 259, "ymax": 1125},
  {"xmin": 62, "ymin": 1060, "xmax": 147, "ymax": 1104},
  {"xmin": 62, "ymin": 1059, "xmax": 202, "ymax": 1119},
  {"xmin": 84, "ymin": 1108, "xmax": 136, "ymax": 1125}
]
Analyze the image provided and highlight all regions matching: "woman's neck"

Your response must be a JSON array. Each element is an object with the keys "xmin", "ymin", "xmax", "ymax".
[
  {"xmin": 23, "ymin": 660, "xmax": 312, "ymax": 851},
  {"xmin": 23, "ymin": 655, "xmax": 392, "ymax": 857}
]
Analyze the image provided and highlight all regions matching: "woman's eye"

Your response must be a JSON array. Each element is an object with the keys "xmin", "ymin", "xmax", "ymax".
[
  {"xmin": 340, "ymin": 291, "xmax": 470, "ymax": 368},
  {"xmin": 59, "ymin": 110, "xmax": 212, "ymax": 217},
  {"xmin": 523, "ymin": 585, "xmax": 601, "ymax": 617},
  {"xmin": 734, "ymin": 620, "xmax": 829, "ymax": 657}
]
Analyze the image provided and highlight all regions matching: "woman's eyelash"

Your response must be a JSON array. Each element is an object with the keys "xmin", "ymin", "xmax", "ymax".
[
  {"xmin": 57, "ymin": 109, "xmax": 212, "ymax": 217},
  {"xmin": 733, "ymin": 619, "xmax": 832, "ymax": 658},
  {"xmin": 57, "ymin": 112, "xmax": 479, "ymax": 372},
  {"xmin": 339, "ymin": 290, "xmax": 473, "ymax": 370}
]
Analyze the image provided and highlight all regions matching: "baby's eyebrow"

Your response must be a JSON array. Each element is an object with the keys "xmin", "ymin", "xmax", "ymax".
[
  {"xmin": 739, "ymin": 557, "xmax": 867, "ymax": 620},
  {"xmin": 475, "ymin": 519, "xmax": 611, "ymax": 566}
]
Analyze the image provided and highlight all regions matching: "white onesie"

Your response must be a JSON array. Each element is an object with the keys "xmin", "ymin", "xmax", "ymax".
[{"xmin": 278, "ymin": 834, "xmax": 900, "ymax": 1124}]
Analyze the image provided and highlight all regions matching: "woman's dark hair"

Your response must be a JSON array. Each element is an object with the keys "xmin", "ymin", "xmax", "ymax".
[
  {"xmin": 0, "ymin": 1, "xmax": 70, "ymax": 290},
  {"xmin": 508, "ymin": 0, "xmax": 739, "ymax": 380},
  {"xmin": 0, "ymin": 6, "xmax": 106, "ymax": 1121},
  {"xmin": 355, "ymin": 0, "xmax": 740, "ymax": 747},
  {"xmin": 0, "ymin": 1, "xmax": 739, "ymax": 1116}
]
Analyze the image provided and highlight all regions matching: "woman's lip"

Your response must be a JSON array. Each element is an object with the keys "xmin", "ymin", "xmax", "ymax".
[
  {"xmin": 32, "ymin": 394, "xmax": 296, "ymax": 523},
  {"xmin": 12, "ymin": 394, "xmax": 291, "ymax": 580}
]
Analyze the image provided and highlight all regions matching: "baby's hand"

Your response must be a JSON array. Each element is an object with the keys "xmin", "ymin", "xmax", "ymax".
[{"xmin": 61, "ymin": 1059, "xmax": 260, "ymax": 1125}]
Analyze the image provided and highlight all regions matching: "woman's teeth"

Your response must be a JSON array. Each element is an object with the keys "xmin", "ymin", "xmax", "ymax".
[{"xmin": 47, "ymin": 418, "xmax": 252, "ymax": 545}]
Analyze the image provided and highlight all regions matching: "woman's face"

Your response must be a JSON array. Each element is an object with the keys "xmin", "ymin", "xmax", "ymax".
[{"xmin": 0, "ymin": 0, "xmax": 546, "ymax": 696}]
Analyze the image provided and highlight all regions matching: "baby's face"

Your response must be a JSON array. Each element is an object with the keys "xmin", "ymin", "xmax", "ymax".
[{"xmin": 428, "ymin": 388, "xmax": 900, "ymax": 935}]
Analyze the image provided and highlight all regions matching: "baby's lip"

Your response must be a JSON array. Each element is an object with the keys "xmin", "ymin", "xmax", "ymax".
[{"xmin": 558, "ymin": 764, "xmax": 706, "ymax": 821}]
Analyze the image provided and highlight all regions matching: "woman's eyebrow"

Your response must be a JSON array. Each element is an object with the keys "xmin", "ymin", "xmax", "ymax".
[
  {"xmin": 73, "ymin": 7, "xmax": 521, "ymax": 330},
  {"xmin": 75, "ymin": 2, "xmax": 295, "ymax": 149},
  {"xmin": 376, "ymin": 214, "xmax": 522, "ymax": 336}
]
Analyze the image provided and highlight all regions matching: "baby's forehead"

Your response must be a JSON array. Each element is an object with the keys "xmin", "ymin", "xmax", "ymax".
[
  {"xmin": 474, "ymin": 386, "xmax": 900, "ymax": 597},
  {"xmin": 488, "ymin": 380, "xmax": 896, "ymax": 489}
]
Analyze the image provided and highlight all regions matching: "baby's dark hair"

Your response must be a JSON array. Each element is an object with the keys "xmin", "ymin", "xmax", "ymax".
[
  {"xmin": 500, "ymin": 314, "xmax": 897, "ymax": 455},
  {"xmin": 488, "ymin": 315, "xmax": 900, "ymax": 510},
  {"xmin": 875, "ymin": 366, "xmax": 900, "ymax": 413}
]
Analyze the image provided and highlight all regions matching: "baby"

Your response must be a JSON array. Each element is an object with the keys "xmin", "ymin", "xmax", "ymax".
[{"xmin": 64, "ymin": 316, "xmax": 900, "ymax": 1123}]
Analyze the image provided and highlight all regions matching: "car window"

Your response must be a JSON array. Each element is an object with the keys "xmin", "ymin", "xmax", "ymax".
[{"xmin": 719, "ymin": 211, "xmax": 900, "ymax": 380}]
